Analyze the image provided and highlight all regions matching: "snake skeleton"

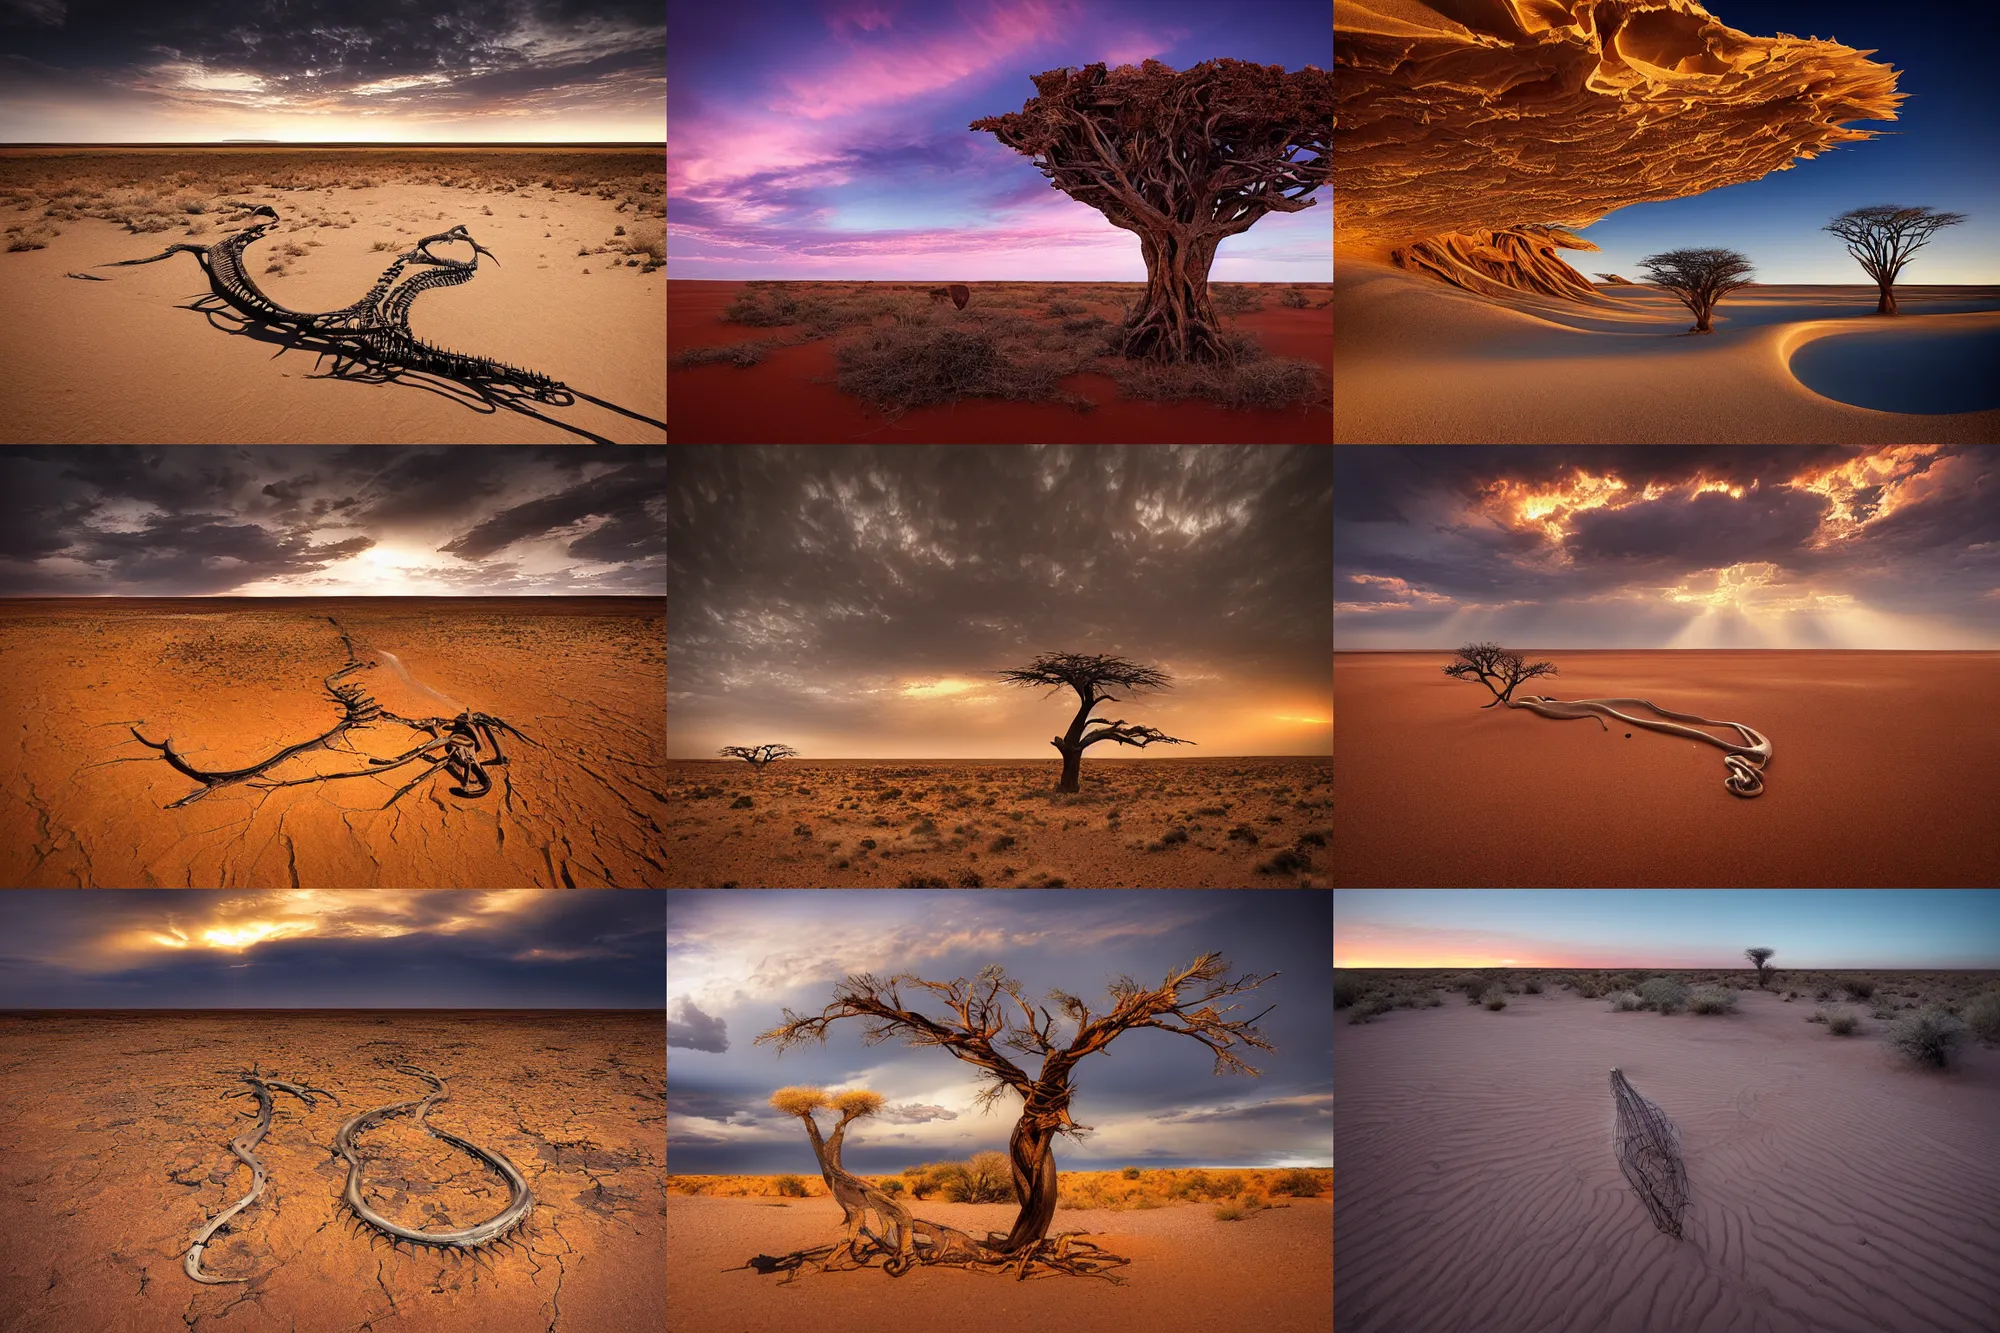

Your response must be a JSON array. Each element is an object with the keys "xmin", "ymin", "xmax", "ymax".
[
  {"xmin": 1506, "ymin": 694, "xmax": 1772, "ymax": 797},
  {"xmin": 185, "ymin": 1068, "xmax": 339, "ymax": 1285},
  {"xmin": 101, "ymin": 203, "xmax": 571, "ymax": 403},
  {"xmin": 332, "ymin": 1065, "xmax": 535, "ymax": 1250}
]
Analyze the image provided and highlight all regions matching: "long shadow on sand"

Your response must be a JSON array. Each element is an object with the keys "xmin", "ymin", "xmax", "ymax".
[{"xmin": 179, "ymin": 297, "xmax": 667, "ymax": 444}]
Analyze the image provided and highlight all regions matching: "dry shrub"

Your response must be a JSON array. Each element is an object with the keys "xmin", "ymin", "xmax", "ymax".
[
  {"xmin": 1886, "ymin": 1007, "xmax": 1968, "ymax": 1068},
  {"xmin": 1111, "ymin": 350, "xmax": 1330, "ymax": 413},
  {"xmin": 833, "ymin": 321, "xmax": 1093, "ymax": 417},
  {"xmin": 1278, "ymin": 287, "xmax": 1310, "ymax": 308},
  {"xmin": 673, "ymin": 340, "xmax": 772, "ymax": 369},
  {"xmin": 624, "ymin": 220, "xmax": 665, "ymax": 263}
]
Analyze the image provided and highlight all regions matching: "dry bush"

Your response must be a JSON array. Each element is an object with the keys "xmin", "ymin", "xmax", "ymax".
[
  {"xmin": 673, "ymin": 340, "xmax": 773, "ymax": 369},
  {"xmin": 1278, "ymin": 286, "xmax": 1310, "ymax": 308},
  {"xmin": 1481, "ymin": 989, "xmax": 1508, "ymax": 1010},
  {"xmin": 773, "ymin": 1174, "xmax": 809, "ymax": 1197},
  {"xmin": 1964, "ymin": 989, "xmax": 2000, "ymax": 1041},
  {"xmin": 1886, "ymin": 1007, "xmax": 1968, "ymax": 1068},
  {"xmin": 1638, "ymin": 978, "xmax": 1689, "ymax": 1014},
  {"xmin": 1688, "ymin": 985, "xmax": 1738, "ymax": 1015},
  {"xmin": 623, "ymin": 220, "xmax": 664, "ymax": 265},
  {"xmin": 833, "ymin": 320, "xmax": 1094, "ymax": 418},
  {"xmin": 1210, "ymin": 284, "xmax": 1264, "ymax": 314},
  {"xmin": 1110, "ymin": 348, "xmax": 1330, "ymax": 413},
  {"xmin": 1825, "ymin": 1011, "xmax": 1860, "ymax": 1036}
]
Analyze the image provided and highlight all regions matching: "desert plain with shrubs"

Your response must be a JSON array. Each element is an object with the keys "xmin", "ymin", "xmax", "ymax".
[{"xmin": 1335, "ymin": 966, "xmax": 2000, "ymax": 1333}]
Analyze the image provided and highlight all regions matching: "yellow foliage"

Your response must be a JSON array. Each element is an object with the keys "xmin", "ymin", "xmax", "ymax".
[
  {"xmin": 769, "ymin": 1085, "xmax": 830, "ymax": 1116},
  {"xmin": 831, "ymin": 1089, "xmax": 885, "ymax": 1116}
]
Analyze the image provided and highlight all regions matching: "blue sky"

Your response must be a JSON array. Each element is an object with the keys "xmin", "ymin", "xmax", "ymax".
[
  {"xmin": 1573, "ymin": 2, "xmax": 2000, "ymax": 284},
  {"xmin": 1334, "ymin": 890, "xmax": 2000, "ymax": 969},
  {"xmin": 0, "ymin": 891, "xmax": 666, "ymax": 1007},
  {"xmin": 667, "ymin": 0, "xmax": 1333, "ymax": 281},
  {"xmin": 667, "ymin": 889, "xmax": 1332, "ymax": 1173}
]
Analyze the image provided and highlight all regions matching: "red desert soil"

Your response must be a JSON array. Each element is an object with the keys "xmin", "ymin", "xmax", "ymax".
[
  {"xmin": 1334, "ymin": 651, "xmax": 2000, "ymax": 887},
  {"xmin": 1334, "ymin": 983, "xmax": 2000, "ymax": 1333},
  {"xmin": 665, "ymin": 757, "xmax": 1332, "ymax": 888},
  {"xmin": 0, "ymin": 599, "xmax": 667, "ymax": 888},
  {"xmin": 666, "ymin": 1194, "xmax": 1331, "ymax": 1333},
  {"xmin": 0, "ymin": 1011, "xmax": 664, "ymax": 1333},
  {"xmin": 668, "ymin": 281, "xmax": 1332, "ymax": 443}
]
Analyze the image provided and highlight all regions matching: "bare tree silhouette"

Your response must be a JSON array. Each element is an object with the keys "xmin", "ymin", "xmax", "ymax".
[
  {"xmin": 972, "ymin": 59, "xmax": 1331, "ymax": 364},
  {"xmin": 1823, "ymin": 206, "xmax": 1969, "ymax": 315},
  {"xmin": 1442, "ymin": 643, "xmax": 1558, "ymax": 707},
  {"xmin": 719, "ymin": 743, "xmax": 797, "ymax": 773},
  {"xmin": 994, "ymin": 652, "xmax": 1192, "ymax": 792},
  {"xmin": 753, "ymin": 954, "xmax": 1276, "ymax": 1278},
  {"xmin": 1745, "ymin": 947, "xmax": 1776, "ymax": 989},
  {"xmin": 1637, "ymin": 248, "xmax": 1756, "ymax": 333}
]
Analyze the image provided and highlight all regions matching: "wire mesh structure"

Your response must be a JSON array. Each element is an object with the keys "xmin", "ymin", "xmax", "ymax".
[{"xmin": 1610, "ymin": 1067, "xmax": 1688, "ymax": 1239}]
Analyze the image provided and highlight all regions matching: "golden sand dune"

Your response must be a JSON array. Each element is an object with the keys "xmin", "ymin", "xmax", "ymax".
[{"xmin": 1335, "ymin": 0, "xmax": 1903, "ymax": 293}]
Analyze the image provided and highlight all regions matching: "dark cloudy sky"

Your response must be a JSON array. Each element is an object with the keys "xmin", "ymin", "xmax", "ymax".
[
  {"xmin": 0, "ymin": 0, "xmax": 664, "ymax": 142},
  {"xmin": 0, "ymin": 890, "xmax": 665, "ymax": 1007},
  {"xmin": 667, "ymin": 889, "xmax": 1331, "ymax": 1173},
  {"xmin": 667, "ymin": 445, "xmax": 1332, "ymax": 759},
  {"xmin": 1335, "ymin": 446, "xmax": 2000, "ymax": 650},
  {"xmin": 0, "ymin": 446, "xmax": 666, "ymax": 596}
]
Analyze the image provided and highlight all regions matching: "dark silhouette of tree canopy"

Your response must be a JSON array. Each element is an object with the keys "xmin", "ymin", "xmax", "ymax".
[
  {"xmin": 1823, "ymin": 206, "xmax": 1969, "ymax": 315},
  {"xmin": 1442, "ymin": 643, "xmax": 1558, "ymax": 707},
  {"xmin": 994, "ymin": 652, "xmax": 1192, "ymax": 792},
  {"xmin": 971, "ymin": 59, "xmax": 1331, "ymax": 365},
  {"xmin": 718, "ymin": 743, "xmax": 797, "ymax": 772},
  {"xmin": 1637, "ymin": 248, "xmax": 1755, "ymax": 334},
  {"xmin": 1745, "ymin": 947, "xmax": 1776, "ymax": 989},
  {"xmin": 753, "ymin": 954, "xmax": 1275, "ymax": 1278}
]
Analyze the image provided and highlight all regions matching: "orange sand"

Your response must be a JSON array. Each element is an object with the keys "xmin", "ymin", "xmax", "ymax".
[
  {"xmin": 0, "ymin": 1010, "xmax": 664, "ymax": 1333},
  {"xmin": 665, "ymin": 757, "xmax": 1331, "ymax": 888},
  {"xmin": 1334, "ymin": 981, "xmax": 2000, "ymax": 1332},
  {"xmin": 0, "ymin": 148, "xmax": 664, "ymax": 443},
  {"xmin": 1333, "ymin": 256, "xmax": 2000, "ymax": 442},
  {"xmin": 668, "ymin": 280, "xmax": 1333, "ymax": 444},
  {"xmin": 0, "ymin": 599, "xmax": 667, "ymax": 888},
  {"xmin": 1334, "ymin": 651, "xmax": 2000, "ymax": 886},
  {"xmin": 667, "ymin": 1194, "xmax": 1331, "ymax": 1333}
]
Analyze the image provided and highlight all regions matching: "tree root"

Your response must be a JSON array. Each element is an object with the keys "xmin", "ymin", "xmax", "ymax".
[{"xmin": 733, "ymin": 1221, "xmax": 1130, "ymax": 1284}]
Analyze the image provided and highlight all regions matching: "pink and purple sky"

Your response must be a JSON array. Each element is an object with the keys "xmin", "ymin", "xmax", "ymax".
[{"xmin": 666, "ymin": 0, "xmax": 1332, "ymax": 281}]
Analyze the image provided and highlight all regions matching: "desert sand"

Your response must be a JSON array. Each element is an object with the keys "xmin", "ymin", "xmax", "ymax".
[
  {"xmin": 1333, "ymin": 979, "xmax": 2000, "ymax": 1333},
  {"xmin": 667, "ymin": 1193, "xmax": 1331, "ymax": 1333},
  {"xmin": 668, "ymin": 280, "xmax": 1332, "ymax": 444},
  {"xmin": 664, "ymin": 758, "xmax": 1331, "ymax": 888},
  {"xmin": 1333, "ymin": 651, "xmax": 2000, "ymax": 887},
  {"xmin": 1333, "ymin": 258, "xmax": 2000, "ymax": 442},
  {"xmin": 0, "ymin": 1009, "xmax": 665, "ymax": 1333},
  {"xmin": 0, "ymin": 148, "xmax": 665, "ymax": 443},
  {"xmin": 0, "ymin": 599, "xmax": 667, "ymax": 888}
]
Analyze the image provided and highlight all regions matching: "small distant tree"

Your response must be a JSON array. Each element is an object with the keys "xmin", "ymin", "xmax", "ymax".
[
  {"xmin": 1745, "ymin": 947, "xmax": 1775, "ymax": 989},
  {"xmin": 719, "ymin": 743, "xmax": 797, "ymax": 773},
  {"xmin": 994, "ymin": 652, "xmax": 1192, "ymax": 792},
  {"xmin": 1637, "ymin": 248, "xmax": 1755, "ymax": 334},
  {"xmin": 1442, "ymin": 643, "xmax": 1557, "ymax": 708},
  {"xmin": 1823, "ymin": 206, "xmax": 1969, "ymax": 315}
]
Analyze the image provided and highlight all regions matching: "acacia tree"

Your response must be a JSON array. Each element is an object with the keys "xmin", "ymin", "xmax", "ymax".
[
  {"xmin": 972, "ymin": 59, "xmax": 1331, "ymax": 364},
  {"xmin": 1637, "ymin": 248, "xmax": 1756, "ymax": 333},
  {"xmin": 1745, "ymin": 947, "xmax": 1776, "ymax": 989},
  {"xmin": 994, "ymin": 652, "xmax": 1191, "ymax": 792},
  {"xmin": 756, "ymin": 954, "xmax": 1276, "ymax": 1269},
  {"xmin": 1823, "ymin": 206, "xmax": 1969, "ymax": 315},
  {"xmin": 1442, "ymin": 643, "xmax": 1558, "ymax": 707},
  {"xmin": 718, "ymin": 743, "xmax": 797, "ymax": 772}
]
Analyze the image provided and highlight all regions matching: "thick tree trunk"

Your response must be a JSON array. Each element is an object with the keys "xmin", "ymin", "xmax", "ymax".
[
  {"xmin": 1055, "ymin": 745, "xmax": 1082, "ymax": 793},
  {"xmin": 1690, "ymin": 300, "xmax": 1714, "ymax": 333},
  {"xmin": 1875, "ymin": 283, "xmax": 1897, "ymax": 315},
  {"xmin": 1123, "ymin": 226, "xmax": 1228, "ymax": 363},
  {"xmin": 996, "ymin": 1116, "xmax": 1061, "ymax": 1253}
]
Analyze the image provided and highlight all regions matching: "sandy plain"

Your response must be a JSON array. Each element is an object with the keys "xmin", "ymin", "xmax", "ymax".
[
  {"xmin": 668, "ymin": 280, "xmax": 1333, "ymax": 444},
  {"xmin": 0, "ymin": 599, "xmax": 667, "ymax": 889},
  {"xmin": 1333, "ymin": 256, "xmax": 2000, "ymax": 443},
  {"xmin": 1333, "ymin": 976, "xmax": 2000, "ymax": 1333},
  {"xmin": 0, "ymin": 148, "xmax": 666, "ymax": 443},
  {"xmin": 663, "ymin": 757, "xmax": 1332, "ymax": 888},
  {"xmin": 0, "ymin": 1010, "xmax": 665, "ymax": 1333},
  {"xmin": 666, "ymin": 1193, "xmax": 1332, "ymax": 1333},
  {"xmin": 1333, "ymin": 651, "xmax": 2000, "ymax": 887}
]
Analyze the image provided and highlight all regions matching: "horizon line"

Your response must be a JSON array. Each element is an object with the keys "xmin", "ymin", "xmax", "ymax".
[
  {"xmin": 0, "ymin": 593, "xmax": 665, "ymax": 599},
  {"xmin": 1, "ymin": 141, "xmax": 665, "ymax": 148}
]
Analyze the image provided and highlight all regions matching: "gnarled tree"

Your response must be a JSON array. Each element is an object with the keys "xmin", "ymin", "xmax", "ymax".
[
  {"xmin": 1637, "ymin": 248, "xmax": 1755, "ymax": 334},
  {"xmin": 1823, "ymin": 206, "xmax": 1968, "ymax": 315},
  {"xmin": 972, "ymin": 59, "xmax": 1331, "ymax": 364},
  {"xmin": 1442, "ymin": 642, "xmax": 1557, "ymax": 707},
  {"xmin": 752, "ymin": 954, "xmax": 1276, "ymax": 1279},
  {"xmin": 1744, "ymin": 947, "xmax": 1776, "ymax": 989},
  {"xmin": 718, "ymin": 743, "xmax": 797, "ymax": 772},
  {"xmin": 994, "ymin": 652, "xmax": 1191, "ymax": 792}
]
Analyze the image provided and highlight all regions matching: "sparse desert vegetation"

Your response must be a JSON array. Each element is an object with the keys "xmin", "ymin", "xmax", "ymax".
[
  {"xmin": 666, "ymin": 757, "xmax": 1331, "ymax": 888},
  {"xmin": 669, "ymin": 1164, "xmax": 1330, "ymax": 1209}
]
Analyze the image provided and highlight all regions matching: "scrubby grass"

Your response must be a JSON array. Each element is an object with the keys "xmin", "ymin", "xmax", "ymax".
[
  {"xmin": 1482, "ymin": 989, "xmax": 1508, "ymax": 1010},
  {"xmin": 1638, "ymin": 978, "xmax": 1689, "ymax": 1014},
  {"xmin": 1825, "ymin": 1011, "xmax": 1860, "ymax": 1036},
  {"xmin": 1687, "ymin": 985, "xmax": 1738, "ymax": 1015},
  {"xmin": 1842, "ymin": 979, "xmax": 1876, "ymax": 1000},
  {"xmin": 1886, "ymin": 1007, "xmax": 1969, "ymax": 1068},
  {"xmin": 1347, "ymin": 995, "xmax": 1392, "ymax": 1024},
  {"xmin": 1963, "ymin": 989, "xmax": 2000, "ymax": 1041},
  {"xmin": 832, "ymin": 319, "xmax": 1095, "ymax": 418},
  {"xmin": 1608, "ymin": 990, "xmax": 1645, "ymax": 1011},
  {"xmin": 1110, "ymin": 348, "xmax": 1331, "ymax": 413},
  {"xmin": 1334, "ymin": 971, "xmax": 1369, "ymax": 1009},
  {"xmin": 673, "ymin": 339, "xmax": 777, "ymax": 368},
  {"xmin": 1521, "ymin": 978, "xmax": 1543, "ymax": 994}
]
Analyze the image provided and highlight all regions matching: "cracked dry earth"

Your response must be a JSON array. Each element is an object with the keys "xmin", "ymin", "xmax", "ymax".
[
  {"xmin": 0, "ymin": 599, "xmax": 667, "ymax": 888},
  {"xmin": 0, "ymin": 1011, "xmax": 665, "ymax": 1333}
]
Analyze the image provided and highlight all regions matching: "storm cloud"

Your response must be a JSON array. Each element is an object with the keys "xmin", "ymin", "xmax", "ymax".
[
  {"xmin": 0, "ymin": 446, "xmax": 666, "ymax": 597},
  {"xmin": 1334, "ymin": 446, "xmax": 2000, "ymax": 649}
]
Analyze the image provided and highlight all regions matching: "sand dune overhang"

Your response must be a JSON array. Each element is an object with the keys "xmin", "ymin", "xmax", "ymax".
[{"xmin": 1334, "ymin": 0, "xmax": 1904, "ymax": 298}]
